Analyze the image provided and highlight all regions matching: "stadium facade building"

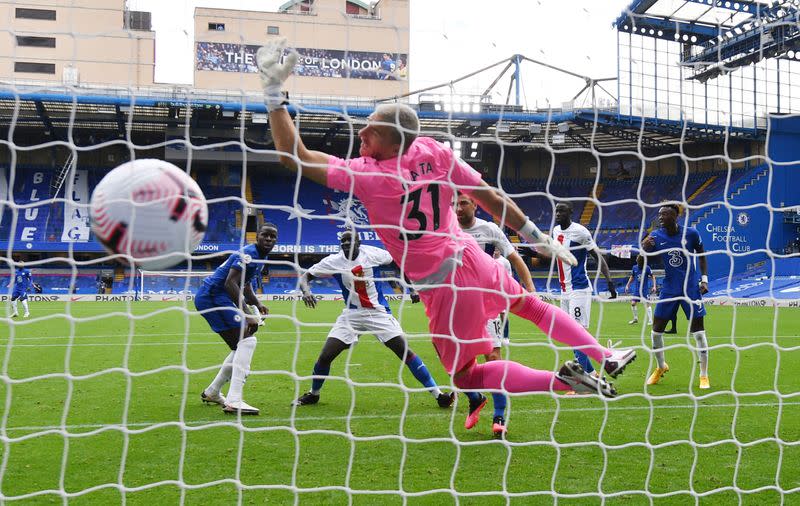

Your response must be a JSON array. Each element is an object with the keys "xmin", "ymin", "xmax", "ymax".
[
  {"xmin": 194, "ymin": 0, "xmax": 410, "ymax": 98},
  {"xmin": 0, "ymin": 0, "xmax": 155, "ymax": 87}
]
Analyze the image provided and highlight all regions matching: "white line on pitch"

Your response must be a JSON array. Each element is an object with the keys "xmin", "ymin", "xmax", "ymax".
[{"xmin": 5, "ymin": 401, "xmax": 800, "ymax": 433}]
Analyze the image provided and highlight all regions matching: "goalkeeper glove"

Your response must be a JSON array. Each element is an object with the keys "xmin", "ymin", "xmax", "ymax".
[
  {"xmin": 256, "ymin": 37, "xmax": 298, "ymax": 112},
  {"xmin": 518, "ymin": 220, "xmax": 577, "ymax": 266}
]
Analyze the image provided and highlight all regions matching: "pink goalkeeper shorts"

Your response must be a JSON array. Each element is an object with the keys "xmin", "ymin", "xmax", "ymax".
[{"xmin": 417, "ymin": 239, "xmax": 526, "ymax": 374}]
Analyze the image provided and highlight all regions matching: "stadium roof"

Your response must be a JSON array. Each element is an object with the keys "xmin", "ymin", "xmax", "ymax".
[
  {"xmin": 615, "ymin": 0, "xmax": 799, "ymax": 81},
  {"xmin": 0, "ymin": 86, "xmax": 764, "ymax": 153},
  {"xmin": 615, "ymin": 0, "xmax": 772, "ymax": 44}
]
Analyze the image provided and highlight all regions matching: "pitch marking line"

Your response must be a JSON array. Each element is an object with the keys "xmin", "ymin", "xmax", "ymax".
[{"xmin": 5, "ymin": 401, "xmax": 800, "ymax": 433}]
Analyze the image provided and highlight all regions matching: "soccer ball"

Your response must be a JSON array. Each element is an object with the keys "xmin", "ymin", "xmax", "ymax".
[{"xmin": 90, "ymin": 159, "xmax": 208, "ymax": 270}]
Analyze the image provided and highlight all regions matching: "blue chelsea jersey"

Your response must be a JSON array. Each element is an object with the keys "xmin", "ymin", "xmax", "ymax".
[
  {"xmin": 203, "ymin": 244, "xmax": 267, "ymax": 293},
  {"xmin": 13, "ymin": 268, "xmax": 32, "ymax": 293},
  {"xmin": 631, "ymin": 264, "xmax": 653, "ymax": 297},
  {"xmin": 649, "ymin": 225, "xmax": 702, "ymax": 296}
]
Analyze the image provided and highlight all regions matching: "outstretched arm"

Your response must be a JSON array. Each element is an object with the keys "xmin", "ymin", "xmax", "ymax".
[
  {"xmin": 467, "ymin": 181, "xmax": 577, "ymax": 266},
  {"xmin": 268, "ymin": 108, "xmax": 331, "ymax": 186},
  {"xmin": 258, "ymin": 38, "xmax": 331, "ymax": 186}
]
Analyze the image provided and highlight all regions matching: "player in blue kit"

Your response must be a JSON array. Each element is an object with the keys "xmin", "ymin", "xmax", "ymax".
[
  {"xmin": 195, "ymin": 223, "xmax": 277, "ymax": 415},
  {"xmin": 293, "ymin": 230, "xmax": 455, "ymax": 409},
  {"xmin": 10, "ymin": 262, "xmax": 33, "ymax": 318},
  {"xmin": 641, "ymin": 204, "xmax": 710, "ymax": 389},
  {"xmin": 625, "ymin": 255, "xmax": 657, "ymax": 325}
]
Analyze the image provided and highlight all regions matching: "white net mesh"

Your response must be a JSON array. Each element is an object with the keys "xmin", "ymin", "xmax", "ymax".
[{"xmin": 1, "ymin": 1, "xmax": 799, "ymax": 504}]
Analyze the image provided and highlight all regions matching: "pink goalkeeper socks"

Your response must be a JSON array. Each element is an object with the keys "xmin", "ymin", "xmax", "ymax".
[
  {"xmin": 453, "ymin": 360, "xmax": 571, "ymax": 392},
  {"xmin": 512, "ymin": 295, "xmax": 610, "ymax": 363}
]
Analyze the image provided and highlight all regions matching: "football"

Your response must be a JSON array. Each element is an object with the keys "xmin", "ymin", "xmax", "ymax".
[{"xmin": 90, "ymin": 159, "xmax": 208, "ymax": 270}]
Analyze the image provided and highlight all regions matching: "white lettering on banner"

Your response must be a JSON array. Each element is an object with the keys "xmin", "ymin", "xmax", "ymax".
[
  {"xmin": 706, "ymin": 222, "xmax": 751, "ymax": 252},
  {"xmin": 33, "ymin": 172, "xmax": 44, "ymax": 184},
  {"xmin": 61, "ymin": 169, "xmax": 91, "ymax": 242},
  {"xmin": 195, "ymin": 244, "xmax": 220, "ymax": 252},
  {"xmin": 21, "ymin": 227, "xmax": 36, "ymax": 241},
  {"xmin": 24, "ymin": 185, "xmax": 41, "ymax": 222}
]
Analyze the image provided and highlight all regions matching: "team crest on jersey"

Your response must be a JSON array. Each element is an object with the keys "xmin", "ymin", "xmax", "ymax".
[
  {"xmin": 324, "ymin": 195, "xmax": 370, "ymax": 227},
  {"xmin": 241, "ymin": 254, "xmax": 252, "ymax": 264}
]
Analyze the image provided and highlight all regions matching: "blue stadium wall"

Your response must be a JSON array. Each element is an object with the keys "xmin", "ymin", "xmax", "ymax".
[{"xmin": 694, "ymin": 115, "xmax": 800, "ymax": 280}]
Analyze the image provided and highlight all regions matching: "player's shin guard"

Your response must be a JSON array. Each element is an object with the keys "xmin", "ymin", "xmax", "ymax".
[
  {"xmin": 405, "ymin": 354, "xmax": 442, "ymax": 398},
  {"xmin": 227, "ymin": 336, "xmax": 257, "ymax": 404},
  {"xmin": 311, "ymin": 361, "xmax": 330, "ymax": 394},
  {"xmin": 692, "ymin": 331, "xmax": 709, "ymax": 376},
  {"xmin": 208, "ymin": 351, "xmax": 235, "ymax": 393},
  {"xmin": 513, "ymin": 295, "xmax": 608, "ymax": 363},
  {"xmin": 651, "ymin": 331, "xmax": 667, "ymax": 368}
]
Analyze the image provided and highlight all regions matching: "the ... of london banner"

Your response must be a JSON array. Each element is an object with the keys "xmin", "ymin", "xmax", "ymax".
[{"xmin": 196, "ymin": 42, "xmax": 407, "ymax": 81}]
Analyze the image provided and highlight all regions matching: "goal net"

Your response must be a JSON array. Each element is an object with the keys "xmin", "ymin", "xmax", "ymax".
[{"xmin": 1, "ymin": 0, "xmax": 799, "ymax": 503}]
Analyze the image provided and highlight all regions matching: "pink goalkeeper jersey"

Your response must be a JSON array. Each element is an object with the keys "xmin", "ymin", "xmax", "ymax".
[{"xmin": 327, "ymin": 137, "xmax": 483, "ymax": 281}]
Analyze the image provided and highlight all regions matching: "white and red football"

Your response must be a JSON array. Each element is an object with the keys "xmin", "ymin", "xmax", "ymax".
[{"xmin": 90, "ymin": 159, "xmax": 208, "ymax": 270}]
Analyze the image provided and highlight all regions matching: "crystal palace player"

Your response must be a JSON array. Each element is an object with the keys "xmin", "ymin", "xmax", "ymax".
[
  {"xmin": 195, "ymin": 223, "xmax": 277, "ymax": 415},
  {"xmin": 457, "ymin": 192, "xmax": 535, "ymax": 437},
  {"xmin": 551, "ymin": 202, "xmax": 617, "ymax": 377},
  {"xmin": 293, "ymin": 230, "xmax": 454, "ymax": 408},
  {"xmin": 259, "ymin": 39, "xmax": 635, "ymax": 419},
  {"xmin": 10, "ymin": 261, "xmax": 33, "ymax": 318},
  {"xmin": 625, "ymin": 254, "xmax": 657, "ymax": 325},
  {"xmin": 641, "ymin": 204, "xmax": 711, "ymax": 389}
]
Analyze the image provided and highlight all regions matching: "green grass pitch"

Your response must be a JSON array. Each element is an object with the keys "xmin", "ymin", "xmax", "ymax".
[{"xmin": 1, "ymin": 301, "xmax": 799, "ymax": 504}]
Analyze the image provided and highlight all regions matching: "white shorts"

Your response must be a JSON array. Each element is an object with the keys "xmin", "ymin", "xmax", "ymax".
[
  {"xmin": 559, "ymin": 288, "xmax": 592, "ymax": 329},
  {"xmin": 328, "ymin": 309, "xmax": 404, "ymax": 345},
  {"xmin": 486, "ymin": 313, "xmax": 509, "ymax": 349}
]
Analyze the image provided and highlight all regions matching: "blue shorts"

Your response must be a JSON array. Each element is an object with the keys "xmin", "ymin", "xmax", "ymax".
[
  {"xmin": 654, "ymin": 287, "xmax": 706, "ymax": 321},
  {"xmin": 195, "ymin": 285, "xmax": 244, "ymax": 337},
  {"xmin": 11, "ymin": 291, "xmax": 27, "ymax": 301}
]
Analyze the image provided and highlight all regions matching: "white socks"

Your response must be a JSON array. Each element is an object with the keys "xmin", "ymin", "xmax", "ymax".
[
  {"xmin": 651, "ymin": 331, "xmax": 667, "ymax": 368},
  {"xmin": 692, "ymin": 331, "xmax": 709, "ymax": 376},
  {"xmin": 429, "ymin": 387, "xmax": 443, "ymax": 399},
  {"xmin": 21, "ymin": 300, "xmax": 29, "ymax": 314},
  {"xmin": 207, "ymin": 351, "xmax": 235, "ymax": 394},
  {"xmin": 646, "ymin": 306, "xmax": 653, "ymax": 324},
  {"xmin": 11, "ymin": 300, "xmax": 17, "ymax": 313},
  {"xmin": 227, "ymin": 336, "xmax": 257, "ymax": 404},
  {"xmin": 630, "ymin": 304, "xmax": 638, "ymax": 320}
]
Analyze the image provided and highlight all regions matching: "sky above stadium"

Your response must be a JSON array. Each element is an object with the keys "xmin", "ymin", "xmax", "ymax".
[{"xmin": 128, "ymin": 0, "xmax": 631, "ymax": 108}]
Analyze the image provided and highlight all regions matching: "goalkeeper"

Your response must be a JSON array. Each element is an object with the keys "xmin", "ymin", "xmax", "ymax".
[{"xmin": 258, "ymin": 39, "xmax": 635, "ymax": 410}]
